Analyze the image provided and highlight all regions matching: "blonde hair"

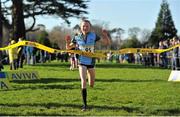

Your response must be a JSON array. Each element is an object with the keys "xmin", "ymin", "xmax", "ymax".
[{"xmin": 11, "ymin": 40, "xmax": 16, "ymax": 44}]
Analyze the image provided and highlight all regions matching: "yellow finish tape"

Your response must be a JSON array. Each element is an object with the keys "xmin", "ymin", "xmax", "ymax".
[
  {"xmin": 56, "ymin": 49, "xmax": 106, "ymax": 58},
  {"xmin": 0, "ymin": 41, "xmax": 106, "ymax": 58},
  {"xmin": 119, "ymin": 48, "xmax": 164, "ymax": 54},
  {"xmin": 0, "ymin": 41, "xmax": 180, "ymax": 58}
]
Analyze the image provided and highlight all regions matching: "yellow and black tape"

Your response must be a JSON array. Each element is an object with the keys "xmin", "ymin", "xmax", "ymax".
[
  {"xmin": 0, "ymin": 41, "xmax": 106, "ymax": 58},
  {"xmin": 0, "ymin": 41, "xmax": 180, "ymax": 58}
]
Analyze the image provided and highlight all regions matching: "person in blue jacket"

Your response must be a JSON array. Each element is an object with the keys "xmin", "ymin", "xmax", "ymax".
[{"xmin": 66, "ymin": 19, "xmax": 111, "ymax": 111}]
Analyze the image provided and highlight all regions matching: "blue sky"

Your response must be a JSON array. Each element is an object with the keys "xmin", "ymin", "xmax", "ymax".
[{"xmin": 36, "ymin": 0, "xmax": 180, "ymax": 35}]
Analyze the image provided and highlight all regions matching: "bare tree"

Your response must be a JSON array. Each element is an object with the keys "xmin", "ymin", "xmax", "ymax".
[
  {"xmin": 109, "ymin": 28, "xmax": 124, "ymax": 49},
  {"xmin": 0, "ymin": 0, "xmax": 3, "ymax": 65},
  {"xmin": 128, "ymin": 27, "xmax": 141, "ymax": 38},
  {"xmin": 140, "ymin": 29, "xmax": 151, "ymax": 46},
  {"xmin": 49, "ymin": 25, "xmax": 72, "ymax": 49}
]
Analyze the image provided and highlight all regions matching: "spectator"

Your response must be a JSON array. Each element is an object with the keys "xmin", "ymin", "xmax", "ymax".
[{"xmin": 8, "ymin": 40, "xmax": 18, "ymax": 70}]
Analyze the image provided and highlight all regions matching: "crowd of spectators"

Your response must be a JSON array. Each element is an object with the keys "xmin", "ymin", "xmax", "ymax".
[{"xmin": 106, "ymin": 37, "xmax": 180, "ymax": 70}]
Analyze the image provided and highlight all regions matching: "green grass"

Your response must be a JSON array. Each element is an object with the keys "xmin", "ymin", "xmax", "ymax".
[{"xmin": 0, "ymin": 61, "xmax": 180, "ymax": 116}]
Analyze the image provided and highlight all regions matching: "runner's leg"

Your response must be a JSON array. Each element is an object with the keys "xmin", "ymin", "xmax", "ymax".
[
  {"xmin": 87, "ymin": 68, "xmax": 95, "ymax": 88},
  {"xmin": 79, "ymin": 65, "xmax": 87, "ymax": 110}
]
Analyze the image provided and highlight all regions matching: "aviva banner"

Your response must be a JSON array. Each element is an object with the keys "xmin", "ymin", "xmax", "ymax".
[{"xmin": 0, "ymin": 71, "xmax": 40, "ymax": 89}]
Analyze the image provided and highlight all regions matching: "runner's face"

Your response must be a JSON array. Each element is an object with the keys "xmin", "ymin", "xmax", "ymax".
[{"xmin": 81, "ymin": 22, "xmax": 91, "ymax": 35}]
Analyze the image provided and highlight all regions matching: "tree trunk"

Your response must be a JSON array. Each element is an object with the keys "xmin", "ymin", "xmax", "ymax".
[
  {"xmin": 0, "ymin": 0, "xmax": 2, "ymax": 47},
  {"xmin": 12, "ymin": 0, "xmax": 25, "ymax": 41},
  {"xmin": 0, "ymin": 0, "xmax": 3, "ymax": 70}
]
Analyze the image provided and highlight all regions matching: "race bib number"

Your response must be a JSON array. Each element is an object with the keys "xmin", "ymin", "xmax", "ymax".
[{"xmin": 80, "ymin": 46, "xmax": 94, "ymax": 53}]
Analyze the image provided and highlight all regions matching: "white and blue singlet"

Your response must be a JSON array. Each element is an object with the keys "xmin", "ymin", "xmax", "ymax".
[{"xmin": 72, "ymin": 32, "xmax": 100, "ymax": 66}]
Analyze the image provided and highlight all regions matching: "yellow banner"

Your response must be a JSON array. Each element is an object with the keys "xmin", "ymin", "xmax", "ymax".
[{"xmin": 0, "ymin": 41, "xmax": 180, "ymax": 58}]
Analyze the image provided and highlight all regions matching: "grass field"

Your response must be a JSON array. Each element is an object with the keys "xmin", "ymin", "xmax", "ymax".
[{"xmin": 0, "ymin": 61, "xmax": 180, "ymax": 116}]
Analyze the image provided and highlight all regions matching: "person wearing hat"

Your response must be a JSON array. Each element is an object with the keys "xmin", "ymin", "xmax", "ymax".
[{"xmin": 17, "ymin": 37, "xmax": 25, "ymax": 68}]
